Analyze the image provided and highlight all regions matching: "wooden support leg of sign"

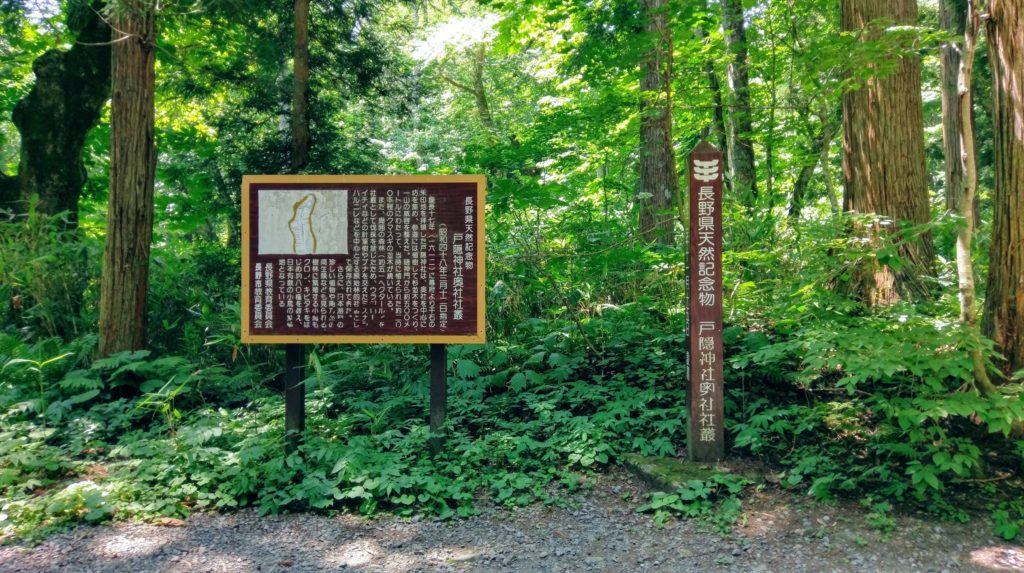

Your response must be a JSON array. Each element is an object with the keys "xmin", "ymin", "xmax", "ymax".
[
  {"xmin": 429, "ymin": 344, "xmax": 447, "ymax": 453},
  {"xmin": 284, "ymin": 344, "xmax": 306, "ymax": 455}
]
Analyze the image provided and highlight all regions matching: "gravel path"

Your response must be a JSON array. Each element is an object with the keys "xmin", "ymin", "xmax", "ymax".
[{"xmin": 2, "ymin": 470, "xmax": 1022, "ymax": 573}]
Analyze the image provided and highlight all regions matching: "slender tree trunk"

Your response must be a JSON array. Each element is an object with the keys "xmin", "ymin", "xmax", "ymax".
[
  {"xmin": 721, "ymin": 0, "xmax": 757, "ymax": 207},
  {"xmin": 982, "ymin": 0, "xmax": 1024, "ymax": 376},
  {"xmin": 638, "ymin": 0, "xmax": 678, "ymax": 245},
  {"xmin": 471, "ymin": 44, "xmax": 496, "ymax": 130},
  {"xmin": 695, "ymin": 16, "xmax": 728, "ymax": 172},
  {"xmin": 706, "ymin": 59, "xmax": 728, "ymax": 170},
  {"xmin": 98, "ymin": 0, "xmax": 157, "ymax": 357},
  {"xmin": 764, "ymin": 7, "xmax": 779, "ymax": 209},
  {"xmin": 840, "ymin": 0, "xmax": 935, "ymax": 306},
  {"xmin": 941, "ymin": 0, "xmax": 969, "ymax": 213},
  {"xmin": 819, "ymin": 104, "xmax": 841, "ymax": 215},
  {"xmin": 9, "ymin": 0, "xmax": 110, "ymax": 224},
  {"xmin": 291, "ymin": 0, "xmax": 310, "ymax": 171},
  {"xmin": 953, "ymin": 0, "xmax": 998, "ymax": 394},
  {"xmin": 791, "ymin": 105, "xmax": 839, "ymax": 217}
]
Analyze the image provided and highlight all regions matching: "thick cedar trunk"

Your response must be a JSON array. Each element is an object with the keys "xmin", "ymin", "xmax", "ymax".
[
  {"xmin": 638, "ymin": 0, "xmax": 678, "ymax": 245},
  {"xmin": 983, "ymin": 0, "xmax": 1024, "ymax": 376},
  {"xmin": 98, "ymin": 0, "xmax": 157, "ymax": 357},
  {"xmin": 721, "ymin": 0, "xmax": 757, "ymax": 207},
  {"xmin": 10, "ymin": 0, "xmax": 110, "ymax": 224},
  {"xmin": 291, "ymin": 0, "xmax": 310, "ymax": 171},
  {"xmin": 840, "ymin": 0, "xmax": 935, "ymax": 306},
  {"xmin": 940, "ymin": 0, "xmax": 968, "ymax": 213}
]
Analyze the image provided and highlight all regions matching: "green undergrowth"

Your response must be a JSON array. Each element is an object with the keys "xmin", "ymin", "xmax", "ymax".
[
  {"xmin": 1, "ymin": 305, "xmax": 692, "ymax": 541},
  {"xmin": 637, "ymin": 472, "xmax": 752, "ymax": 531},
  {"xmin": 3, "ymin": 218, "xmax": 1024, "ymax": 543}
]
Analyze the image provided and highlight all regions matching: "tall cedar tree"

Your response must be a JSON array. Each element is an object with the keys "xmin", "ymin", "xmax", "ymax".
[
  {"xmin": 982, "ymin": 0, "xmax": 1024, "ymax": 376},
  {"xmin": 8, "ymin": 0, "xmax": 110, "ymax": 224},
  {"xmin": 840, "ymin": 0, "xmax": 935, "ymax": 306},
  {"xmin": 98, "ymin": 0, "xmax": 157, "ymax": 357},
  {"xmin": 291, "ymin": 0, "xmax": 310, "ymax": 171},
  {"xmin": 720, "ymin": 0, "xmax": 756, "ymax": 207},
  {"xmin": 638, "ymin": 0, "xmax": 678, "ymax": 245}
]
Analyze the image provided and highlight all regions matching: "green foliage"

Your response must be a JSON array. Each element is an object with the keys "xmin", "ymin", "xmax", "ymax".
[
  {"xmin": 0, "ymin": 0, "xmax": 1021, "ymax": 548},
  {"xmin": 637, "ymin": 472, "xmax": 751, "ymax": 532},
  {"xmin": 0, "ymin": 203, "xmax": 97, "ymax": 339}
]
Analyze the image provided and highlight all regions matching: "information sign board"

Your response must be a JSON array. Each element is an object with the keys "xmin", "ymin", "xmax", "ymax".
[{"xmin": 241, "ymin": 175, "xmax": 485, "ymax": 344}]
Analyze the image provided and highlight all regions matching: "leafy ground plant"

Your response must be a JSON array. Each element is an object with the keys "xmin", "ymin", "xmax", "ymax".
[{"xmin": 637, "ymin": 472, "xmax": 752, "ymax": 531}]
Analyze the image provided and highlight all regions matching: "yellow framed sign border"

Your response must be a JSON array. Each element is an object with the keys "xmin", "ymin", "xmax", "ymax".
[{"xmin": 241, "ymin": 174, "xmax": 486, "ymax": 345}]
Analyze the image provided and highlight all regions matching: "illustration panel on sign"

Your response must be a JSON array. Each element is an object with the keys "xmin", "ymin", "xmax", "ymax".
[{"xmin": 257, "ymin": 189, "xmax": 348, "ymax": 255}]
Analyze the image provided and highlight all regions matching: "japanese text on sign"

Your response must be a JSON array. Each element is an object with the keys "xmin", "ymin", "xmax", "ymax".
[
  {"xmin": 241, "ymin": 176, "xmax": 486, "ymax": 344},
  {"xmin": 688, "ymin": 143, "xmax": 725, "ymax": 462}
]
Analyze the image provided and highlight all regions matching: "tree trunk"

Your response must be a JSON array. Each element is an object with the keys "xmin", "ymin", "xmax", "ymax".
[
  {"xmin": 695, "ymin": 16, "xmax": 728, "ymax": 172},
  {"xmin": 940, "ymin": 0, "xmax": 968, "ymax": 213},
  {"xmin": 9, "ymin": 0, "xmax": 110, "ymax": 224},
  {"xmin": 471, "ymin": 44, "xmax": 496, "ymax": 131},
  {"xmin": 291, "ymin": 0, "xmax": 310, "ymax": 171},
  {"xmin": 638, "ymin": 0, "xmax": 678, "ymax": 245},
  {"xmin": 0, "ymin": 173, "xmax": 16, "ymax": 210},
  {"xmin": 98, "ymin": 0, "xmax": 157, "ymax": 357},
  {"xmin": 953, "ymin": 0, "xmax": 998, "ymax": 394},
  {"xmin": 789, "ymin": 108, "xmax": 837, "ymax": 218},
  {"xmin": 721, "ymin": 0, "xmax": 757, "ymax": 207},
  {"xmin": 840, "ymin": 0, "xmax": 935, "ymax": 306},
  {"xmin": 982, "ymin": 0, "xmax": 1024, "ymax": 376}
]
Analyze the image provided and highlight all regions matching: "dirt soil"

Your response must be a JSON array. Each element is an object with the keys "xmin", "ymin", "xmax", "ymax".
[{"xmin": 2, "ymin": 469, "xmax": 1023, "ymax": 573}]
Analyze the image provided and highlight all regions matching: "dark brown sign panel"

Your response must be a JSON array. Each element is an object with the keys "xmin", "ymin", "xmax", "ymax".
[
  {"xmin": 687, "ymin": 142, "xmax": 725, "ymax": 462},
  {"xmin": 241, "ymin": 175, "xmax": 486, "ymax": 344}
]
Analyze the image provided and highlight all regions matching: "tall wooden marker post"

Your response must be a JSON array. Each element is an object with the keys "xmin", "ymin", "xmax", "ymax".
[
  {"xmin": 240, "ymin": 175, "xmax": 486, "ymax": 454},
  {"xmin": 687, "ymin": 142, "xmax": 725, "ymax": 462}
]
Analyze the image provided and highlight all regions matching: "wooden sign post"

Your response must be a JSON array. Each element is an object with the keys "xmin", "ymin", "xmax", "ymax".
[
  {"xmin": 240, "ymin": 175, "xmax": 486, "ymax": 453},
  {"xmin": 687, "ymin": 142, "xmax": 725, "ymax": 462}
]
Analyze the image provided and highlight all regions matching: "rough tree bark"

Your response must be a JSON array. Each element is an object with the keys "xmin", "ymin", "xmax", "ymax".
[
  {"xmin": 940, "ymin": 0, "xmax": 968, "ymax": 213},
  {"xmin": 721, "ymin": 0, "xmax": 757, "ymax": 207},
  {"xmin": 840, "ymin": 0, "xmax": 935, "ymax": 306},
  {"xmin": 982, "ymin": 0, "xmax": 1024, "ymax": 376},
  {"xmin": 98, "ymin": 0, "xmax": 157, "ymax": 357},
  {"xmin": 638, "ymin": 0, "xmax": 678, "ymax": 245},
  {"xmin": 291, "ymin": 0, "xmax": 310, "ymax": 171},
  {"xmin": 9, "ymin": 0, "xmax": 110, "ymax": 224}
]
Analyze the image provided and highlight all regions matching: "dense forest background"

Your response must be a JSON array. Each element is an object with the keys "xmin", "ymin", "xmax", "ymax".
[{"xmin": 1, "ymin": 0, "xmax": 1023, "ymax": 542}]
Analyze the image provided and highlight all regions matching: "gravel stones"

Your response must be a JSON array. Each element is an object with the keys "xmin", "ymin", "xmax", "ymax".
[{"xmin": 0, "ymin": 471, "xmax": 1017, "ymax": 573}]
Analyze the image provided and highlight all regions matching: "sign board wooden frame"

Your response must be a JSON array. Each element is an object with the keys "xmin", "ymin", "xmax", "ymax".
[{"xmin": 241, "ymin": 175, "xmax": 486, "ymax": 345}]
